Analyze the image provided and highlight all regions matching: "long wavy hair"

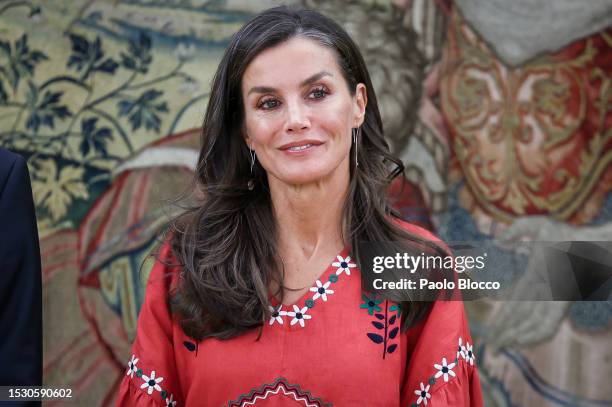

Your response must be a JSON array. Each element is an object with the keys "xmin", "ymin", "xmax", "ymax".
[{"xmin": 169, "ymin": 5, "xmax": 446, "ymax": 341}]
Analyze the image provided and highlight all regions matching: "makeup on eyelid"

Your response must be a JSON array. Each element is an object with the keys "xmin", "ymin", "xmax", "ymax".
[
  {"xmin": 256, "ymin": 85, "xmax": 330, "ymax": 110},
  {"xmin": 241, "ymin": 37, "xmax": 365, "ymax": 185}
]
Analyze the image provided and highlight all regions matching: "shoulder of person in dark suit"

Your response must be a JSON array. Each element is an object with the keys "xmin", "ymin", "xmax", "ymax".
[{"xmin": 0, "ymin": 148, "xmax": 42, "ymax": 406}]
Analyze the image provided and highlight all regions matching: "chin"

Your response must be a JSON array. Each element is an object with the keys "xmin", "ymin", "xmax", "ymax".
[
  {"xmin": 280, "ymin": 173, "xmax": 328, "ymax": 185},
  {"xmin": 274, "ymin": 165, "xmax": 333, "ymax": 185}
]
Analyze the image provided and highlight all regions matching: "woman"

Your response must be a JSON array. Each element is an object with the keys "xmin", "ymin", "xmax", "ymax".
[{"xmin": 117, "ymin": 6, "xmax": 482, "ymax": 406}]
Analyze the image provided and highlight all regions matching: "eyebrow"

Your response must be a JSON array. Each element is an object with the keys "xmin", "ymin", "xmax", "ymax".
[{"xmin": 247, "ymin": 71, "xmax": 333, "ymax": 96}]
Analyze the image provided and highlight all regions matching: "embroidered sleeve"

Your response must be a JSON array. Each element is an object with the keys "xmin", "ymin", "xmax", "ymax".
[
  {"xmin": 116, "ymin": 242, "xmax": 182, "ymax": 407},
  {"xmin": 400, "ymin": 299, "xmax": 484, "ymax": 406},
  {"xmin": 393, "ymin": 219, "xmax": 482, "ymax": 405}
]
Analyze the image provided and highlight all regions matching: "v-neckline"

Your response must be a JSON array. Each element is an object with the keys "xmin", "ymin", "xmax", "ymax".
[{"xmin": 269, "ymin": 245, "xmax": 352, "ymax": 309}]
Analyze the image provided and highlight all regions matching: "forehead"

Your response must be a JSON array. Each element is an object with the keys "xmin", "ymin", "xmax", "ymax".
[{"xmin": 242, "ymin": 36, "xmax": 343, "ymax": 90}]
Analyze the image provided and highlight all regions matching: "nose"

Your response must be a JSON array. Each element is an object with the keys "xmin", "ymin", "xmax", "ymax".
[{"xmin": 284, "ymin": 99, "xmax": 310, "ymax": 133}]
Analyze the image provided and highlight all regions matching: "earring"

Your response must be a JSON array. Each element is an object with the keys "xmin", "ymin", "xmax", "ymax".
[
  {"xmin": 248, "ymin": 148, "xmax": 256, "ymax": 190},
  {"xmin": 352, "ymin": 127, "xmax": 360, "ymax": 167},
  {"xmin": 249, "ymin": 148, "xmax": 256, "ymax": 174}
]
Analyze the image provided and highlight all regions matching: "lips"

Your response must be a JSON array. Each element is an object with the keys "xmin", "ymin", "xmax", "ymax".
[
  {"xmin": 287, "ymin": 144, "xmax": 313, "ymax": 151},
  {"xmin": 279, "ymin": 140, "xmax": 324, "ymax": 151}
]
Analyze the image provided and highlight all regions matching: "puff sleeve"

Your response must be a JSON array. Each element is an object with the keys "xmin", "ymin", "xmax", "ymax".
[
  {"xmin": 395, "ymin": 218, "xmax": 483, "ymax": 406},
  {"xmin": 400, "ymin": 298, "xmax": 483, "ymax": 406},
  {"xmin": 116, "ymin": 242, "xmax": 183, "ymax": 407}
]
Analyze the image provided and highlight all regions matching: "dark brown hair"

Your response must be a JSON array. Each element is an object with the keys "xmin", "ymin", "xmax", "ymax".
[{"xmin": 168, "ymin": 5, "xmax": 446, "ymax": 341}]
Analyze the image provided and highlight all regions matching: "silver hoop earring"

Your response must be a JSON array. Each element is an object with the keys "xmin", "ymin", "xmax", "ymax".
[{"xmin": 352, "ymin": 127, "xmax": 360, "ymax": 167}]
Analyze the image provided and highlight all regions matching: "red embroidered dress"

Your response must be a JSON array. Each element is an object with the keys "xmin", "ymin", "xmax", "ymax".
[{"xmin": 116, "ymin": 221, "xmax": 483, "ymax": 406}]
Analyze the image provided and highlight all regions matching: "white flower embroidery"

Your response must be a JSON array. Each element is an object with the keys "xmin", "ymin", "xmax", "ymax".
[
  {"xmin": 464, "ymin": 341, "xmax": 475, "ymax": 366},
  {"xmin": 140, "ymin": 370, "xmax": 164, "ymax": 395},
  {"xmin": 414, "ymin": 382, "xmax": 431, "ymax": 405},
  {"xmin": 434, "ymin": 357, "xmax": 456, "ymax": 382},
  {"xmin": 268, "ymin": 305, "xmax": 286, "ymax": 325},
  {"xmin": 165, "ymin": 394, "xmax": 177, "ymax": 407},
  {"xmin": 126, "ymin": 355, "xmax": 139, "ymax": 378},
  {"xmin": 332, "ymin": 255, "xmax": 356, "ymax": 276},
  {"xmin": 286, "ymin": 305, "xmax": 312, "ymax": 327},
  {"xmin": 414, "ymin": 336, "xmax": 478, "ymax": 405},
  {"xmin": 309, "ymin": 280, "xmax": 334, "ymax": 301},
  {"xmin": 457, "ymin": 337, "xmax": 467, "ymax": 360}
]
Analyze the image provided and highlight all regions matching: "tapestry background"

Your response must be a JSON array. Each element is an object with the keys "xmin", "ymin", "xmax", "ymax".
[{"xmin": 0, "ymin": 0, "xmax": 610, "ymax": 405}]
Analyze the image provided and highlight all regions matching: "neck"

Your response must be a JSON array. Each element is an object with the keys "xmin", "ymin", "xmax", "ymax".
[{"xmin": 268, "ymin": 161, "xmax": 350, "ymax": 260}]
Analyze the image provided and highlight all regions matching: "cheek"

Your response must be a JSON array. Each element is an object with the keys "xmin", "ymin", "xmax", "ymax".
[
  {"xmin": 245, "ymin": 114, "xmax": 280, "ymax": 147},
  {"xmin": 317, "ymin": 104, "xmax": 353, "ymax": 144}
]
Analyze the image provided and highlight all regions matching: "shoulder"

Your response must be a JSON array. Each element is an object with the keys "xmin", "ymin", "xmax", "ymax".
[
  {"xmin": 0, "ymin": 148, "xmax": 27, "ymax": 197},
  {"xmin": 392, "ymin": 217, "xmax": 440, "ymax": 242},
  {"xmin": 0, "ymin": 147, "xmax": 20, "ymax": 166},
  {"xmin": 0, "ymin": 149, "xmax": 36, "ymax": 248},
  {"xmin": 131, "ymin": 238, "xmax": 182, "ymax": 344},
  {"xmin": 391, "ymin": 216, "xmax": 451, "ymax": 256},
  {"xmin": 144, "ymin": 238, "xmax": 182, "ymax": 301}
]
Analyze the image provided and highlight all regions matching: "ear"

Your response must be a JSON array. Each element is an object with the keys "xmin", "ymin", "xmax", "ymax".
[{"xmin": 353, "ymin": 83, "xmax": 367, "ymax": 127}]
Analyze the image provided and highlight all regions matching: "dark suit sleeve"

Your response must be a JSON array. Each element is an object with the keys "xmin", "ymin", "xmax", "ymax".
[{"xmin": 0, "ymin": 150, "xmax": 42, "ymax": 406}]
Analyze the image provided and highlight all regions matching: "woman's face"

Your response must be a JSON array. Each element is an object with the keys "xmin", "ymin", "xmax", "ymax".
[{"xmin": 241, "ymin": 36, "xmax": 366, "ymax": 186}]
